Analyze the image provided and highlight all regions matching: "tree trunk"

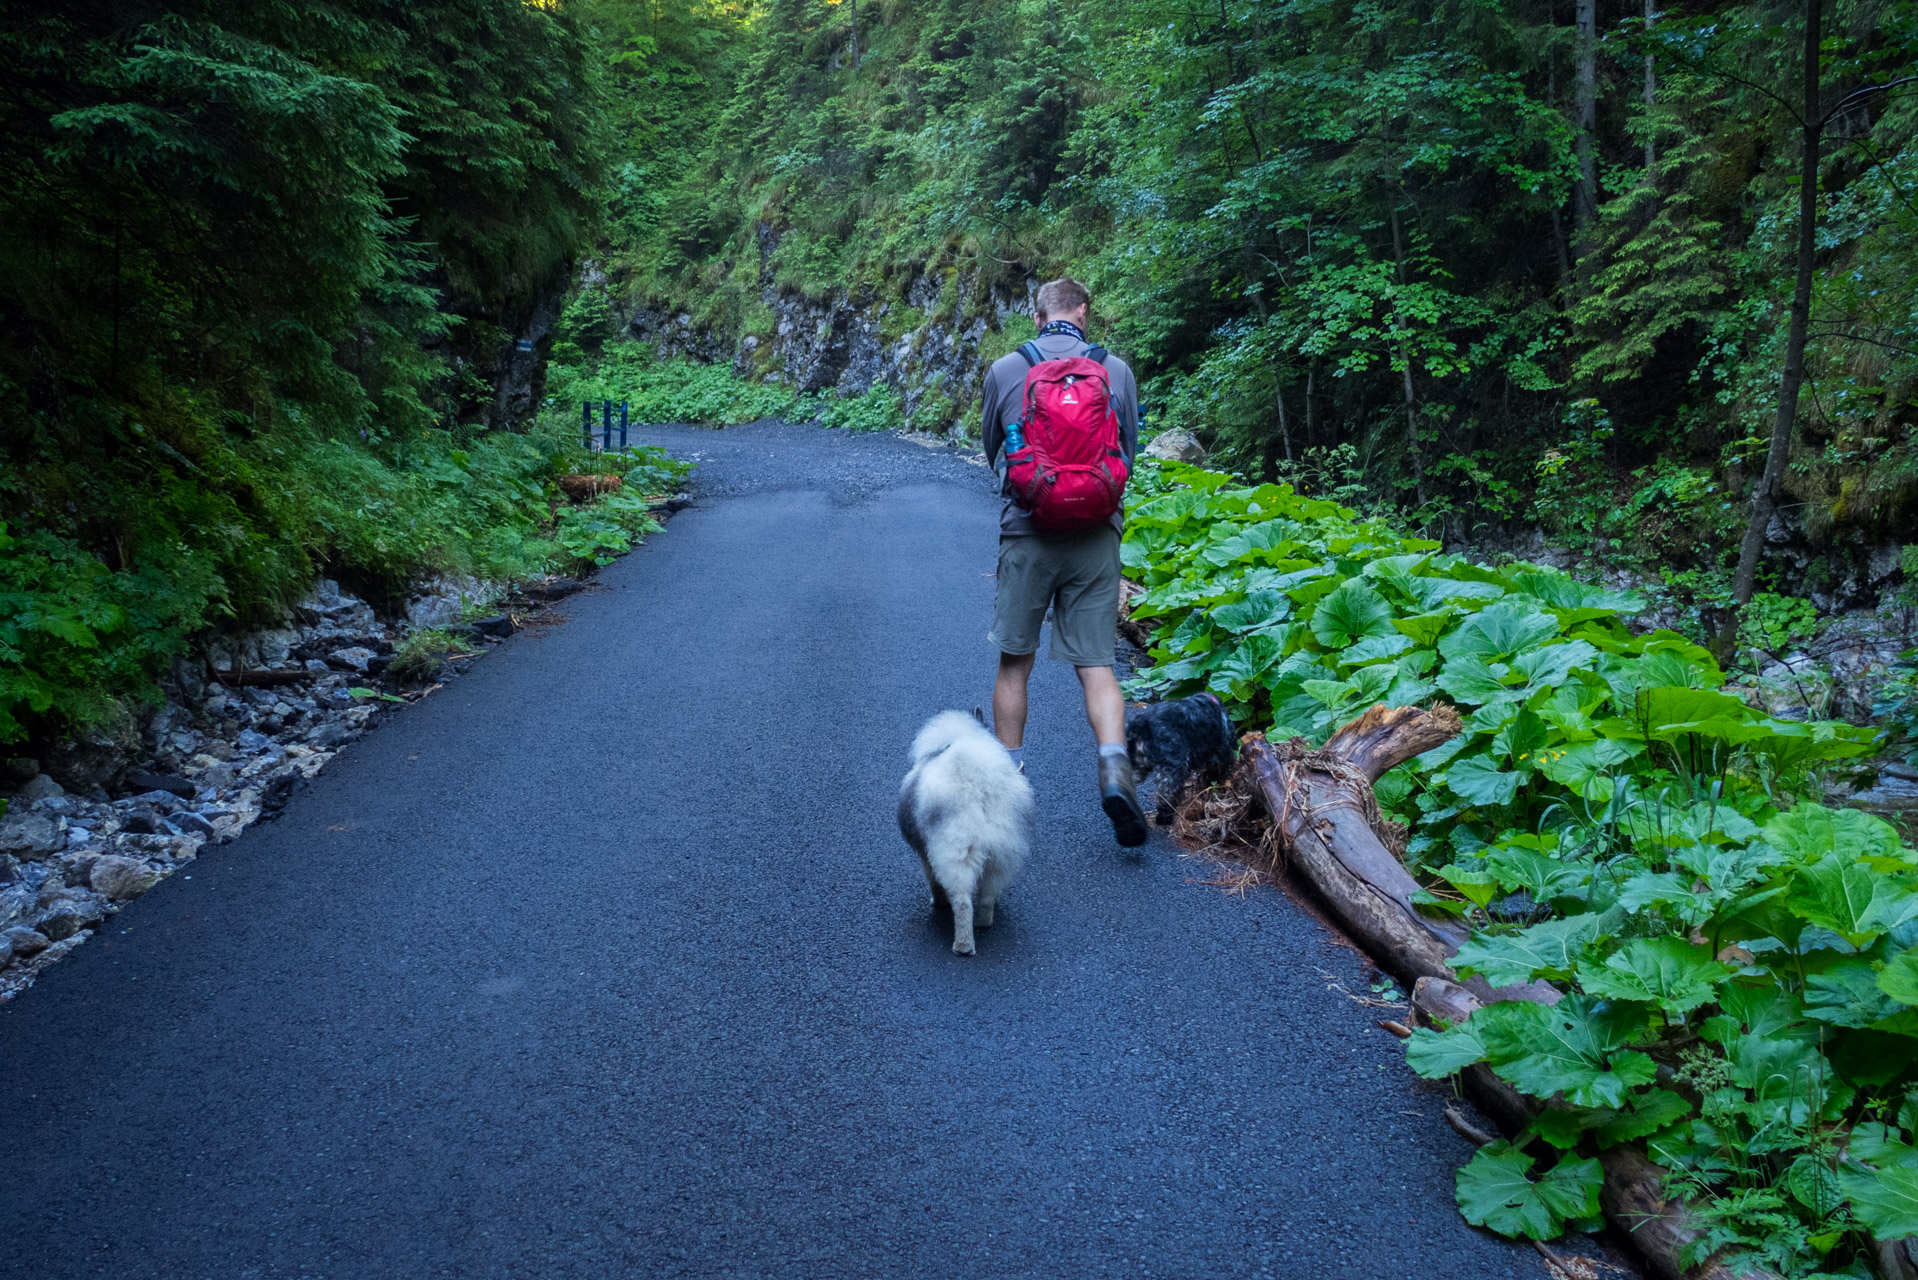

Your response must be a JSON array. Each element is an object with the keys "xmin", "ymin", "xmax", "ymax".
[
  {"xmin": 1722, "ymin": 0, "xmax": 1822, "ymax": 650},
  {"xmin": 1574, "ymin": 0, "xmax": 1598, "ymax": 258},
  {"xmin": 850, "ymin": 0, "xmax": 859, "ymax": 68},
  {"xmin": 1643, "ymin": 0, "xmax": 1657, "ymax": 172},
  {"xmin": 1276, "ymin": 381, "xmax": 1294, "ymax": 461},
  {"xmin": 1390, "ymin": 209, "xmax": 1426, "ymax": 507}
]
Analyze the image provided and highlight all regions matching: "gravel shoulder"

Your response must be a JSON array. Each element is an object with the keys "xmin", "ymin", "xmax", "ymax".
[{"xmin": 0, "ymin": 420, "xmax": 1543, "ymax": 1279}]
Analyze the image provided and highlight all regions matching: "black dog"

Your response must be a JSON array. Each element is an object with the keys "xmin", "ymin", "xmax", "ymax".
[{"xmin": 1124, "ymin": 691, "xmax": 1239, "ymax": 823}]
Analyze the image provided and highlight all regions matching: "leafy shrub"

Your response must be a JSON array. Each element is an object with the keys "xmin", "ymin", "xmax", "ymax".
[
  {"xmin": 544, "ymin": 340, "xmax": 800, "ymax": 428},
  {"xmin": 818, "ymin": 384, "xmax": 906, "ymax": 433},
  {"xmin": 1123, "ymin": 459, "xmax": 1914, "ymax": 1272}
]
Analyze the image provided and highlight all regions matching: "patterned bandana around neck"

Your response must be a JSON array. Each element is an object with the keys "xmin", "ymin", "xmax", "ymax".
[{"xmin": 1038, "ymin": 319, "xmax": 1087, "ymax": 343}]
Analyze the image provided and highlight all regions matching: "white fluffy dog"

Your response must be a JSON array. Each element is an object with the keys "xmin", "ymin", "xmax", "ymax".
[{"xmin": 897, "ymin": 710, "xmax": 1033, "ymax": 955}]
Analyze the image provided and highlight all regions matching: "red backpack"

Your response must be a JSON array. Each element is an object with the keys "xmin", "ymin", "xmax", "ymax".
[{"xmin": 1003, "ymin": 341, "xmax": 1130, "ymax": 532}]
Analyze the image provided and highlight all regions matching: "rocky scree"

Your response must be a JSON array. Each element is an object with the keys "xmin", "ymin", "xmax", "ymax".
[{"xmin": 0, "ymin": 572, "xmax": 589, "ymax": 1001}]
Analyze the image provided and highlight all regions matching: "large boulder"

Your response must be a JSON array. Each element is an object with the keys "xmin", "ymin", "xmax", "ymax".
[
  {"xmin": 40, "ymin": 710, "xmax": 139, "ymax": 793},
  {"xmin": 1143, "ymin": 429, "xmax": 1208, "ymax": 465}
]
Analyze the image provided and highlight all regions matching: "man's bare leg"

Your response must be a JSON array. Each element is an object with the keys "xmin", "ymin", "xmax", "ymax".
[
  {"xmin": 1075, "ymin": 664, "xmax": 1127, "ymax": 746},
  {"xmin": 992, "ymin": 651, "xmax": 1036, "ymax": 749}
]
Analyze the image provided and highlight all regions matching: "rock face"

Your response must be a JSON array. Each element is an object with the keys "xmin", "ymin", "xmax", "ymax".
[{"xmin": 628, "ymin": 226, "xmax": 1037, "ymax": 437}]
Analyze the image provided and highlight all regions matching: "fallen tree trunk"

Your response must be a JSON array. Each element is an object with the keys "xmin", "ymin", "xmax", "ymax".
[{"xmin": 1236, "ymin": 707, "xmax": 1778, "ymax": 1280}]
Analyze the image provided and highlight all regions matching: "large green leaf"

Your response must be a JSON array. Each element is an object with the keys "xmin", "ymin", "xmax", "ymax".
[
  {"xmin": 1477, "ymin": 996, "xmax": 1657, "ymax": 1109},
  {"xmin": 1839, "ymin": 1165, "xmax": 1918, "ymax": 1240},
  {"xmin": 1406, "ymin": 1022, "xmax": 1490, "ymax": 1076},
  {"xmin": 1800, "ymin": 958, "xmax": 1904, "ymax": 1029},
  {"xmin": 1788, "ymin": 856, "xmax": 1918, "ymax": 947},
  {"xmin": 1765, "ymin": 804, "xmax": 1905, "ymax": 868},
  {"xmin": 1880, "ymin": 948, "xmax": 1918, "ymax": 1007},
  {"xmin": 1512, "ymin": 640, "xmax": 1599, "ymax": 690},
  {"xmin": 1455, "ymin": 1142, "xmax": 1603, "ymax": 1240},
  {"xmin": 1210, "ymin": 590, "xmax": 1291, "ymax": 634},
  {"xmin": 1436, "ymin": 655, "xmax": 1516, "ymax": 705},
  {"xmin": 1309, "ymin": 578, "xmax": 1395, "ymax": 648},
  {"xmin": 1452, "ymin": 915, "xmax": 1601, "ymax": 986},
  {"xmin": 1437, "ymin": 604, "xmax": 1561, "ymax": 661},
  {"xmin": 1484, "ymin": 845, "xmax": 1587, "ymax": 902},
  {"xmin": 1444, "ymin": 753, "xmax": 1527, "ymax": 808},
  {"xmin": 1578, "ymin": 937, "xmax": 1730, "ymax": 1015},
  {"xmin": 1593, "ymin": 1089, "xmax": 1694, "ymax": 1148}
]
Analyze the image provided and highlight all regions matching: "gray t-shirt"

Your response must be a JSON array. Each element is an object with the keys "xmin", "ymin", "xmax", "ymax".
[{"xmin": 979, "ymin": 332, "xmax": 1141, "ymax": 537}]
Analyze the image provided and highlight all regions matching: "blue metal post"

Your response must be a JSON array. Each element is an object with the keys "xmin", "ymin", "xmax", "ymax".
[
  {"xmin": 602, "ymin": 401, "xmax": 612, "ymax": 452},
  {"xmin": 620, "ymin": 401, "xmax": 629, "ymax": 450}
]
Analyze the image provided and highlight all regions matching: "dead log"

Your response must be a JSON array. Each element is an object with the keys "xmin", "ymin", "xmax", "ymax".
[
  {"xmin": 1117, "ymin": 577, "xmax": 1153, "ymax": 651},
  {"xmin": 1241, "ymin": 722, "xmax": 1560, "ymax": 1002}
]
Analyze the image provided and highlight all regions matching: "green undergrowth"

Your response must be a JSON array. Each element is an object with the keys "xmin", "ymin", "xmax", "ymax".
[
  {"xmin": 1122, "ymin": 459, "xmax": 1918, "ymax": 1274},
  {"xmin": 541, "ymin": 335, "xmax": 913, "ymax": 434},
  {"xmin": 0, "ymin": 430, "xmax": 689, "ymax": 748}
]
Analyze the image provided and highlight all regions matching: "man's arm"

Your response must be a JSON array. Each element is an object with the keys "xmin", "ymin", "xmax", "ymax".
[
  {"xmin": 980, "ymin": 360, "xmax": 1008, "ymax": 468},
  {"xmin": 1116, "ymin": 363, "xmax": 1141, "ymax": 462}
]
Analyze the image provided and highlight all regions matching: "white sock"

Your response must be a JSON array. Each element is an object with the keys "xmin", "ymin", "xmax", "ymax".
[
  {"xmin": 1005, "ymin": 746, "xmax": 1024, "ymax": 769},
  {"xmin": 1098, "ymin": 743, "xmax": 1128, "ymax": 759}
]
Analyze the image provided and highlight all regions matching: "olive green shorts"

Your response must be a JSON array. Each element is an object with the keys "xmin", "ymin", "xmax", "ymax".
[{"xmin": 988, "ymin": 526, "xmax": 1122, "ymax": 667}]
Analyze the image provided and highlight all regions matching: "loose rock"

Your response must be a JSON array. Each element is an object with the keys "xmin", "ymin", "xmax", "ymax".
[
  {"xmin": 90, "ymin": 856, "xmax": 161, "ymax": 901},
  {"xmin": 0, "ymin": 813, "xmax": 62, "ymax": 860},
  {"xmin": 4, "ymin": 926, "xmax": 50, "ymax": 957},
  {"xmin": 34, "ymin": 891, "xmax": 107, "ymax": 942},
  {"xmin": 124, "ymin": 771, "xmax": 196, "ymax": 800},
  {"xmin": 15, "ymin": 773, "xmax": 65, "ymax": 803},
  {"xmin": 1143, "ymin": 429, "xmax": 1208, "ymax": 465},
  {"xmin": 327, "ymin": 646, "xmax": 378, "ymax": 673}
]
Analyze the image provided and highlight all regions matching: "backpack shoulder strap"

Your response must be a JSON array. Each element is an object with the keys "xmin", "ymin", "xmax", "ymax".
[
  {"xmin": 1017, "ymin": 342, "xmax": 1042, "ymax": 367},
  {"xmin": 1086, "ymin": 345, "xmax": 1108, "ymax": 364}
]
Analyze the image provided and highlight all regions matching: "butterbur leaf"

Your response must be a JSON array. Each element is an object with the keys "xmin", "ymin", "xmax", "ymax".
[
  {"xmin": 1454, "ymin": 1142, "xmax": 1603, "ymax": 1240},
  {"xmin": 1593, "ymin": 1089, "xmax": 1693, "ymax": 1148},
  {"xmin": 1210, "ymin": 591, "xmax": 1290, "ymax": 633},
  {"xmin": 1525, "ymin": 1108, "xmax": 1601, "ymax": 1150},
  {"xmin": 1452, "ymin": 915, "xmax": 1602, "ymax": 986},
  {"xmin": 1394, "ymin": 612, "xmax": 1453, "ymax": 648},
  {"xmin": 1310, "ymin": 579, "xmax": 1394, "ymax": 648},
  {"xmin": 1479, "ymin": 996, "xmax": 1657, "ymax": 1109},
  {"xmin": 1445, "ymin": 754, "xmax": 1526, "ymax": 808},
  {"xmin": 1577, "ymin": 938, "xmax": 1730, "ymax": 1016},
  {"xmin": 1765, "ymin": 804, "xmax": 1904, "ymax": 868},
  {"xmin": 1406, "ymin": 1023, "xmax": 1489, "ymax": 1076},
  {"xmin": 1789, "ymin": 856, "xmax": 1918, "ymax": 947},
  {"xmin": 1806, "ymin": 959, "xmax": 1905, "ymax": 1028},
  {"xmin": 1436, "ymin": 863, "xmax": 1501, "ymax": 909},
  {"xmin": 1438, "ymin": 604, "xmax": 1560, "ymax": 662},
  {"xmin": 1437, "ymin": 656, "xmax": 1515, "ymax": 705},
  {"xmin": 1839, "ymin": 1165, "xmax": 1918, "ymax": 1239},
  {"xmin": 1881, "ymin": 948, "xmax": 1918, "ymax": 1007},
  {"xmin": 1512, "ymin": 641, "xmax": 1599, "ymax": 690},
  {"xmin": 1484, "ymin": 847, "xmax": 1586, "ymax": 902}
]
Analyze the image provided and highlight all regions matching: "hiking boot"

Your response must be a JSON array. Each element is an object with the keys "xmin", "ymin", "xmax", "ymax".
[{"xmin": 1099, "ymin": 753, "xmax": 1149, "ymax": 847}]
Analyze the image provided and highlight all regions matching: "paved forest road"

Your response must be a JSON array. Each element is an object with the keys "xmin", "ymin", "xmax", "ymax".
[{"xmin": 2, "ymin": 422, "xmax": 1543, "ymax": 1279}]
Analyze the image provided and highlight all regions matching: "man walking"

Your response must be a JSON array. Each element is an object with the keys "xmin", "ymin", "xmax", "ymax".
[{"xmin": 981, "ymin": 277, "xmax": 1148, "ymax": 846}]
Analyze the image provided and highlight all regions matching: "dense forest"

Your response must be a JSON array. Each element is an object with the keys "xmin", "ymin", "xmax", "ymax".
[
  {"xmin": 3, "ymin": 0, "xmax": 1916, "ymax": 743},
  {"xmin": 595, "ymin": 0, "xmax": 1918, "ymax": 634}
]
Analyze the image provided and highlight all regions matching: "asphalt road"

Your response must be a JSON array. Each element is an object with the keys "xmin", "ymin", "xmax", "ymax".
[{"xmin": 1, "ymin": 421, "xmax": 1545, "ymax": 1279}]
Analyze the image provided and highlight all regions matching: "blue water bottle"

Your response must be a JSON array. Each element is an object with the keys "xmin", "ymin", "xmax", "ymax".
[{"xmin": 1004, "ymin": 418, "xmax": 1027, "ymax": 454}]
